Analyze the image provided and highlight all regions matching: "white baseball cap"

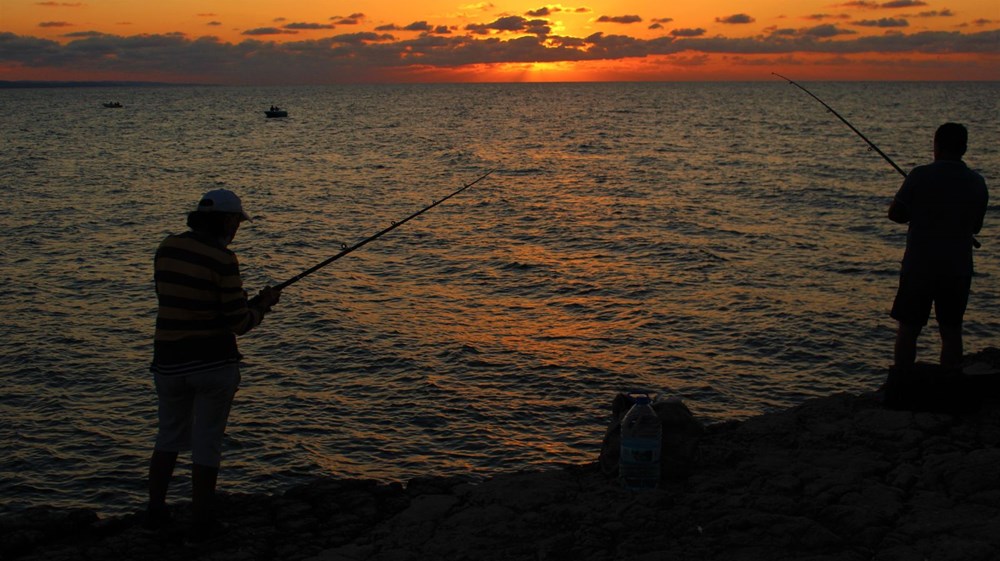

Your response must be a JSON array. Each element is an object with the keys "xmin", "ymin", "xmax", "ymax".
[{"xmin": 196, "ymin": 189, "xmax": 251, "ymax": 222}]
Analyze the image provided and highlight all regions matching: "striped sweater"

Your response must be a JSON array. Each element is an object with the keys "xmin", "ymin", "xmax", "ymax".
[{"xmin": 151, "ymin": 231, "xmax": 263, "ymax": 375}]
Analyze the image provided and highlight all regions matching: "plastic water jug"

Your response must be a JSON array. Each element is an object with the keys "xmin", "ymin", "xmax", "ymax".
[{"xmin": 619, "ymin": 393, "xmax": 662, "ymax": 490}]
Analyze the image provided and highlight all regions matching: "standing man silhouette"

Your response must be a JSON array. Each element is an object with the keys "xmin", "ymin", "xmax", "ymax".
[
  {"xmin": 888, "ymin": 123, "xmax": 988, "ymax": 369},
  {"xmin": 144, "ymin": 189, "xmax": 280, "ymax": 542}
]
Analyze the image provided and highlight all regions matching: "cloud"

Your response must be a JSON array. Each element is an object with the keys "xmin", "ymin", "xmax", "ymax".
[
  {"xmin": 769, "ymin": 28, "xmax": 800, "ymax": 37},
  {"xmin": 404, "ymin": 21, "xmax": 433, "ymax": 32},
  {"xmin": 38, "ymin": 21, "xmax": 73, "ymax": 28},
  {"xmin": 324, "ymin": 32, "xmax": 395, "ymax": 45},
  {"xmin": 548, "ymin": 35, "xmax": 586, "ymax": 48},
  {"xmin": 36, "ymin": 2, "xmax": 84, "ymax": 6},
  {"xmin": 242, "ymin": 27, "xmax": 298, "ymax": 36},
  {"xmin": 853, "ymin": 18, "xmax": 909, "ymax": 27},
  {"xmin": 670, "ymin": 28, "xmax": 706, "ymax": 37},
  {"xmin": 805, "ymin": 14, "xmax": 850, "ymax": 21},
  {"xmin": 466, "ymin": 16, "xmax": 550, "ymax": 36},
  {"xmin": 462, "ymin": 2, "xmax": 495, "ymax": 11},
  {"xmin": 716, "ymin": 14, "xmax": 756, "ymax": 24},
  {"xmin": 802, "ymin": 24, "xmax": 857, "ymax": 37},
  {"xmin": 402, "ymin": 21, "xmax": 451, "ymax": 35},
  {"xmin": 387, "ymin": 22, "xmax": 452, "ymax": 35},
  {"xmin": 207, "ymin": 22, "xmax": 222, "ymax": 27},
  {"xmin": 584, "ymin": 32, "xmax": 650, "ymax": 58},
  {"xmin": 526, "ymin": 7, "xmax": 554, "ymax": 17},
  {"xmin": 62, "ymin": 31, "xmax": 106, "ymax": 38},
  {"xmin": 284, "ymin": 23, "xmax": 336, "ymax": 30},
  {"xmin": 596, "ymin": 15, "xmax": 642, "ymax": 24},
  {"xmin": 650, "ymin": 17, "xmax": 674, "ymax": 29},
  {"xmin": 914, "ymin": 10, "xmax": 954, "ymax": 17},
  {"xmin": 838, "ymin": 0, "xmax": 927, "ymax": 8},
  {"xmin": 880, "ymin": 0, "xmax": 926, "ymax": 8},
  {"xmin": 332, "ymin": 14, "xmax": 365, "ymax": 25}
]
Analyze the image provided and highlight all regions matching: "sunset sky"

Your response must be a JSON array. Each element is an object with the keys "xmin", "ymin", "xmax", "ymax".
[{"xmin": 2, "ymin": 1, "xmax": 998, "ymax": 83}]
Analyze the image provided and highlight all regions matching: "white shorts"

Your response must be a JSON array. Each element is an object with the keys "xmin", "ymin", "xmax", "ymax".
[{"xmin": 154, "ymin": 364, "xmax": 240, "ymax": 467}]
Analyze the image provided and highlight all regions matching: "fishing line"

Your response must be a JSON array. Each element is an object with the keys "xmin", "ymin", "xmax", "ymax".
[
  {"xmin": 274, "ymin": 169, "xmax": 495, "ymax": 291},
  {"xmin": 774, "ymin": 73, "xmax": 980, "ymax": 248}
]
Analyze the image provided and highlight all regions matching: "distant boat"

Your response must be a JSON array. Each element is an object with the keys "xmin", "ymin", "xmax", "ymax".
[
  {"xmin": 265, "ymin": 106, "xmax": 287, "ymax": 118},
  {"xmin": 103, "ymin": 102, "xmax": 123, "ymax": 108}
]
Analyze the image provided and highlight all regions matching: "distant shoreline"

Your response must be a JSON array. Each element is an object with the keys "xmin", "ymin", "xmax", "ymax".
[
  {"xmin": 0, "ymin": 80, "xmax": 216, "ymax": 89},
  {"xmin": 2, "ymin": 79, "xmax": 997, "ymax": 90}
]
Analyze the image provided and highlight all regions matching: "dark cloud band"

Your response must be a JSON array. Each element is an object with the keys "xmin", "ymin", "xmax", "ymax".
[{"xmin": 1, "ymin": 25, "xmax": 996, "ymax": 82}]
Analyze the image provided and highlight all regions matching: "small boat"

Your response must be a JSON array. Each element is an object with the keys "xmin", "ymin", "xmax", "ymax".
[
  {"xmin": 265, "ymin": 106, "xmax": 288, "ymax": 118},
  {"xmin": 103, "ymin": 102, "xmax": 123, "ymax": 108}
]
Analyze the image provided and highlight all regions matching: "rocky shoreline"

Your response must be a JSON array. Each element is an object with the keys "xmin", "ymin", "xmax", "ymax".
[{"xmin": 4, "ymin": 348, "xmax": 1000, "ymax": 561}]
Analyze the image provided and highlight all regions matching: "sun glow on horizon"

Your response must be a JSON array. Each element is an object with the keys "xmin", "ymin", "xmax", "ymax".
[{"xmin": 485, "ymin": 61, "xmax": 590, "ymax": 82}]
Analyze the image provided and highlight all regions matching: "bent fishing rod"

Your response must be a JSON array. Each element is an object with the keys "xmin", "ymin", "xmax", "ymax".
[
  {"xmin": 773, "ymin": 72, "xmax": 907, "ymax": 177},
  {"xmin": 274, "ymin": 169, "xmax": 495, "ymax": 291},
  {"xmin": 773, "ymin": 73, "xmax": 981, "ymax": 248}
]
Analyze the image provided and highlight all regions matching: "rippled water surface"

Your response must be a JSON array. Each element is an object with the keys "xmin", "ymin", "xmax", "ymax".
[{"xmin": 1, "ymin": 82, "xmax": 997, "ymax": 516}]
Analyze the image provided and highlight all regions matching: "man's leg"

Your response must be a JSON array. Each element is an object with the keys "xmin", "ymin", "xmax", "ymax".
[
  {"xmin": 148, "ymin": 449, "xmax": 178, "ymax": 506},
  {"xmin": 186, "ymin": 365, "xmax": 239, "ymax": 540},
  {"xmin": 146, "ymin": 372, "xmax": 193, "ymax": 529},
  {"xmin": 144, "ymin": 449, "xmax": 178, "ymax": 529},
  {"xmin": 191, "ymin": 462, "xmax": 220, "ymax": 525},
  {"xmin": 939, "ymin": 323, "xmax": 963, "ymax": 368},
  {"xmin": 934, "ymin": 275, "xmax": 971, "ymax": 369},
  {"xmin": 894, "ymin": 321, "xmax": 922, "ymax": 369}
]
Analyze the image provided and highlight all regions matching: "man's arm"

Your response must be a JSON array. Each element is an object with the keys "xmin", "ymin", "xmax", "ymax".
[
  {"xmin": 887, "ymin": 196, "xmax": 909, "ymax": 224},
  {"xmin": 888, "ymin": 176, "xmax": 912, "ymax": 224}
]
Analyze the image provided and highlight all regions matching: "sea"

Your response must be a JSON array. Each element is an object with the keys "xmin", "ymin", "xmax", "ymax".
[{"xmin": 1, "ymin": 82, "xmax": 997, "ymax": 517}]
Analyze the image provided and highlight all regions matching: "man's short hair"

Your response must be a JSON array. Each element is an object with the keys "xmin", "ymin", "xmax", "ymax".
[
  {"xmin": 187, "ymin": 210, "xmax": 233, "ymax": 236},
  {"xmin": 934, "ymin": 122, "xmax": 967, "ymax": 158}
]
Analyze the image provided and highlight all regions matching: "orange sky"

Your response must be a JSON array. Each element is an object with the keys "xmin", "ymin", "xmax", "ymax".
[{"xmin": 1, "ymin": 1, "xmax": 998, "ymax": 83}]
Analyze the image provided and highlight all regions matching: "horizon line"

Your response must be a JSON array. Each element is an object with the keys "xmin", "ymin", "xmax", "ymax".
[{"xmin": 4, "ymin": 78, "xmax": 1000, "ymax": 89}]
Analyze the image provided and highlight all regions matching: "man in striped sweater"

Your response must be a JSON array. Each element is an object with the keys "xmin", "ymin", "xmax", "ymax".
[{"xmin": 144, "ymin": 189, "xmax": 280, "ymax": 542}]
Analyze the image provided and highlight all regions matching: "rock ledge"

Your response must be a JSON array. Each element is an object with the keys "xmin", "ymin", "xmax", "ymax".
[{"xmin": 4, "ymin": 349, "xmax": 1000, "ymax": 561}]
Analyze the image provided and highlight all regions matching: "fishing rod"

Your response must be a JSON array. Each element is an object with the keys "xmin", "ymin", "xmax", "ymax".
[
  {"xmin": 773, "ymin": 72, "xmax": 907, "ymax": 177},
  {"xmin": 774, "ymin": 73, "xmax": 981, "ymax": 248},
  {"xmin": 274, "ymin": 169, "xmax": 495, "ymax": 291}
]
